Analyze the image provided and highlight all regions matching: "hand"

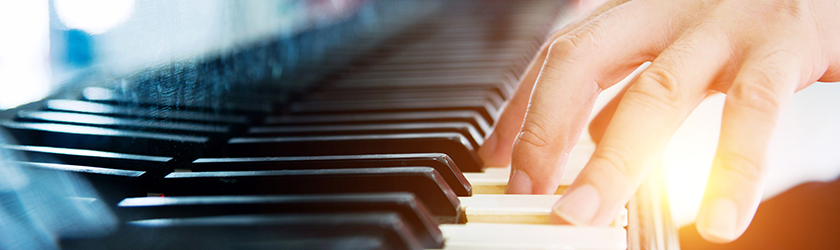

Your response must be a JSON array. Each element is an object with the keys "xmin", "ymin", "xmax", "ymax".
[{"xmin": 479, "ymin": 0, "xmax": 840, "ymax": 243}]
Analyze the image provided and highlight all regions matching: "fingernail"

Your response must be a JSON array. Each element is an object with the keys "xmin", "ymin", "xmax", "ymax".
[
  {"xmin": 700, "ymin": 198, "xmax": 739, "ymax": 243},
  {"xmin": 552, "ymin": 184, "xmax": 600, "ymax": 225},
  {"xmin": 505, "ymin": 169, "xmax": 532, "ymax": 194}
]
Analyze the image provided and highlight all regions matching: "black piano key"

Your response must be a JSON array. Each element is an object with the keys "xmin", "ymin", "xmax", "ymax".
[
  {"xmin": 44, "ymin": 100, "xmax": 249, "ymax": 125},
  {"xmin": 63, "ymin": 213, "xmax": 422, "ymax": 250},
  {"xmin": 354, "ymin": 61, "xmax": 522, "ymax": 76},
  {"xmin": 265, "ymin": 110, "xmax": 491, "ymax": 136},
  {"xmin": 289, "ymin": 97, "xmax": 498, "ymax": 124},
  {"xmin": 305, "ymin": 88, "xmax": 505, "ymax": 108},
  {"xmin": 190, "ymin": 153, "xmax": 471, "ymax": 196},
  {"xmin": 248, "ymin": 122, "xmax": 483, "ymax": 149},
  {"xmin": 0, "ymin": 144, "xmax": 174, "ymax": 172},
  {"xmin": 11, "ymin": 161, "xmax": 147, "ymax": 205},
  {"xmin": 17, "ymin": 111, "xmax": 230, "ymax": 137},
  {"xmin": 327, "ymin": 82, "xmax": 514, "ymax": 102},
  {"xmin": 160, "ymin": 167, "xmax": 461, "ymax": 223},
  {"xmin": 1, "ymin": 120, "xmax": 209, "ymax": 158},
  {"xmin": 116, "ymin": 193, "xmax": 443, "ymax": 248},
  {"xmin": 82, "ymin": 87, "xmax": 275, "ymax": 116},
  {"xmin": 226, "ymin": 132, "xmax": 483, "ymax": 172}
]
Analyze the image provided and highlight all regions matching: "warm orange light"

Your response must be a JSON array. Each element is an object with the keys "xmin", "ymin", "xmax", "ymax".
[{"xmin": 661, "ymin": 94, "xmax": 725, "ymax": 227}]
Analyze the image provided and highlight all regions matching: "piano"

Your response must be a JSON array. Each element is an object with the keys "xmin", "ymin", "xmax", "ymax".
[{"xmin": 0, "ymin": 0, "xmax": 678, "ymax": 249}]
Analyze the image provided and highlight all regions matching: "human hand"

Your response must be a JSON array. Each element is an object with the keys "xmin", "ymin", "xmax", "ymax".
[{"xmin": 478, "ymin": 0, "xmax": 840, "ymax": 243}]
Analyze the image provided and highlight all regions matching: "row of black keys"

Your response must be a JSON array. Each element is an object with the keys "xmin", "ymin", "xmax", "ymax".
[
  {"xmin": 16, "ymin": 158, "xmax": 450, "ymax": 249},
  {"xmin": 0, "ymin": 3, "xmax": 554, "ymax": 249},
  {"xmin": 2, "ymin": 86, "xmax": 500, "ymax": 171},
  {"xmin": 0, "ymin": 85, "xmax": 497, "ymax": 250},
  {"xmin": 0, "ymin": 44, "xmax": 537, "ymax": 250}
]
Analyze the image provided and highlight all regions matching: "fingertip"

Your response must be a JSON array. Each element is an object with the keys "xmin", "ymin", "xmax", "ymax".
[
  {"xmin": 696, "ymin": 197, "xmax": 742, "ymax": 244},
  {"xmin": 551, "ymin": 184, "xmax": 601, "ymax": 225},
  {"xmin": 505, "ymin": 169, "xmax": 533, "ymax": 194},
  {"xmin": 550, "ymin": 209, "xmax": 574, "ymax": 225}
]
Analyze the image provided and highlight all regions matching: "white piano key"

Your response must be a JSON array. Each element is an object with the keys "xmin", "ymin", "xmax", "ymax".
[
  {"xmin": 464, "ymin": 142, "xmax": 595, "ymax": 194},
  {"xmin": 460, "ymin": 194, "xmax": 627, "ymax": 227},
  {"xmin": 436, "ymin": 223, "xmax": 627, "ymax": 250}
]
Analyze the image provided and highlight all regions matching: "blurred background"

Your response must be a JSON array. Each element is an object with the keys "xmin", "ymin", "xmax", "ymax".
[{"xmin": 0, "ymin": 0, "xmax": 432, "ymax": 109}]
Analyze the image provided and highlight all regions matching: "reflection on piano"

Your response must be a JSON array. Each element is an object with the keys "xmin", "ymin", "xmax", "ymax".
[{"xmin": 0, "ymin": 1, "xmax": 677, "ymax": 249}]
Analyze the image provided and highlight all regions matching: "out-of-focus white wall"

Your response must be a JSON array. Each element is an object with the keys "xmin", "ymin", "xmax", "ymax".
[{"xmin": 0, "ymin": 0, "xmax": 51, "ymax": 109}]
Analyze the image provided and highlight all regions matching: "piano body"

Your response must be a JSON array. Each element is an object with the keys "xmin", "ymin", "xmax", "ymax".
[{"xmin": 0, "ymin": 1, "xmax": 678, "ymax": 249}]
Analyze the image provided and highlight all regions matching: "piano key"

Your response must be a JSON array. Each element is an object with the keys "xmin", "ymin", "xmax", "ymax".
[
  {"xmin": 288, "ymin": 98, "xmax": 498, "ymax": 125},
  {"xmin": 160, "ymin": 167, "xmax": 462, "ymax": 223},
  {"xmin": 248, "ymin": 122, "xmax": 483, "ymax": 149},
  {"xmin": 190, "ymin": 153, "xmax": 471, "ymax": 196},
  {"xmin": 17, "ymin": 110, "xmax": 231, "ymax": 137},
  {"xmin": 226, "ymin": 132, "xmax": 483, "ymax": 172},
  {"xmin": 0, "ymin": 144, "xmax": 174, "ymax": 172},
  {"xmin": 438, "ymin": 223, "xmax": 627, "ymax": 250},
  {"xmin": 44, "ymin": 100, "xmax": 249, "ymax": 125},
  {"xmin": 82, "ymin": 87, "xmax": 275, "ymax": 116},
  {"xmin": 64, "ymin": 213, "xmax": 422, "ymax": 250},
  {"xmin": 117, "ymin": 193, "xmax": 443, "ymax": 248},
  {"xmin": 372, "ymin": 51, "xmax": 528, "ymax": 66},
  {"xmin": 354, "ymin": 61, "xmax": 523, "ymax": 75},
  {"xmin": 10, "ymin": 161, "xmax": 147, "ymax": 204},
  {"xmin": 328, "ymin": 82, "xmax": 514, "ymax": 101},
  {"xmin": 0, "ymin": 120, "xmax": 209, "ymax": 158},
  {"xmin": 265, "ymin": 110, "xmax": 491, "ymax": 136},
  {"xmin": 463, "ymin": 142, "xmax": 596, "ymax": 194},
  {"xmin": 341, "ymin": 68, "xmax": 512, "ymax": 83},
  {"xmin": 459, "ymin": 194, "xmax": 627, "ymax": 227},
  {"xmin": 305, "ymin": 88, "xmax": 505, "ymax": 108}
]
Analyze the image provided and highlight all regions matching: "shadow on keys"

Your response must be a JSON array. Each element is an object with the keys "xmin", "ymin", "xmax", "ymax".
[{"xmin": 681, "ymin": 177, "xmax": 840, "ymax": 250}]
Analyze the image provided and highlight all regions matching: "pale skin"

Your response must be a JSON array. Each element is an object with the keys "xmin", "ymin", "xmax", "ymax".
[{"xmin": 478, "ymin": 0, "xmax": 840, "ymax": 244}]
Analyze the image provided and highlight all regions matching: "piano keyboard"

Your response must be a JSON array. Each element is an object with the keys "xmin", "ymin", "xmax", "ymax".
[{"xmin": 0, "ymin": 1, "xmax": 678, "ymax": 249}]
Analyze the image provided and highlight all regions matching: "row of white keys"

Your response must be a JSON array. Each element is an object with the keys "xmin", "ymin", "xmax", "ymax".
[
  {"xmin": 438, "ymin": 139, "xmax": 627, "ymax": 250},
  {"xmin": 437, "ymin": 223, "xmax": 627, "ymax": 250},
  {"xmin": 464, "ymin": 142, "xmax": 596, "ymax": 195},
  {"xmin": 459, "ymin": 194, "xmax": 627, "ymax": 227}
]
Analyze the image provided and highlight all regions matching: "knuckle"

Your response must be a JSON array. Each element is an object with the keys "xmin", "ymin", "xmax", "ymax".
[
  {"xmin": 590, "ymin": 146, "xmax": 637, "ymax": 187},
  {"xmin": 516, "ymin": 128, "xmax": 550, "ymax": 149},
  {"xmin": 728, "ymin": 82, "xmax": 781, "ymax": 113},
  {"xmin": 516, "ymin": 112, "xmax": 553, "ymax": 149},
  {"xmin": 734, "ymin": 0, "xmax": 807, "ymax": 23},
  {"xmin": 546, "ymin": 21, "xmax": 605, "ymax": 61},
  {"xmin": 767, "ymin": 0, "xmax": 805, "ymax": 17},
  {"xmin": 716, "ymin": 151, "xmax": 764, "ymax": 183},
  {"xmin": 624, "ymin": 67, "xmax": 685, "ymax": 114},
  {"xmin": 545, "ymin": 38, "xmax": 582, "ymax": 66},
  {"xmin": 728, "ymin": 70, "xmax": 786, "ymax": 113},
  {"xmin": 728, "ymin": 50, "xmax": 798, "ymax": 112}
]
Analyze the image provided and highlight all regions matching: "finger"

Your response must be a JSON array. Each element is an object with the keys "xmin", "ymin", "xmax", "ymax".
[
  {"xmin": 588, "ymin": 82, "xmax": 631, "ymax": 145},
  {"xmin": 478, "ymin": 43, "xmax": 549, "ymax": 168},
  {"xmin": 506, "ymin": 0, "xmax": 689, "ymax": 195},
  {"xmin": 696, "ymin": 49, "xmax": 801, "ymax": 243},
  {"xmin": 551, "ymin": 24, "xmax": 733, "ymax": 226},
  {"xmin": 478, "ymin": 0, "xmax": 633, "ymax": 168},
  {"xmin": 589, "ymin": 82, "xmax": 719, "ymax": 145}
]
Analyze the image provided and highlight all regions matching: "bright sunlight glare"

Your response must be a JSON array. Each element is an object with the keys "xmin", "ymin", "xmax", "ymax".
[
  {"xmin": 0, "ymin": 0, "xmax": 50, "ymax": 110},
  {"xmin": 661, "ymin": 94, "xmax": 725, "ymax": 227},
  {"xmin": 590, "ymin": 63, "xmax": 722, "ymax": 228},
  {"xmin": 54, "ymin": 0, "xmax": 134, "ymax": 34}
]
